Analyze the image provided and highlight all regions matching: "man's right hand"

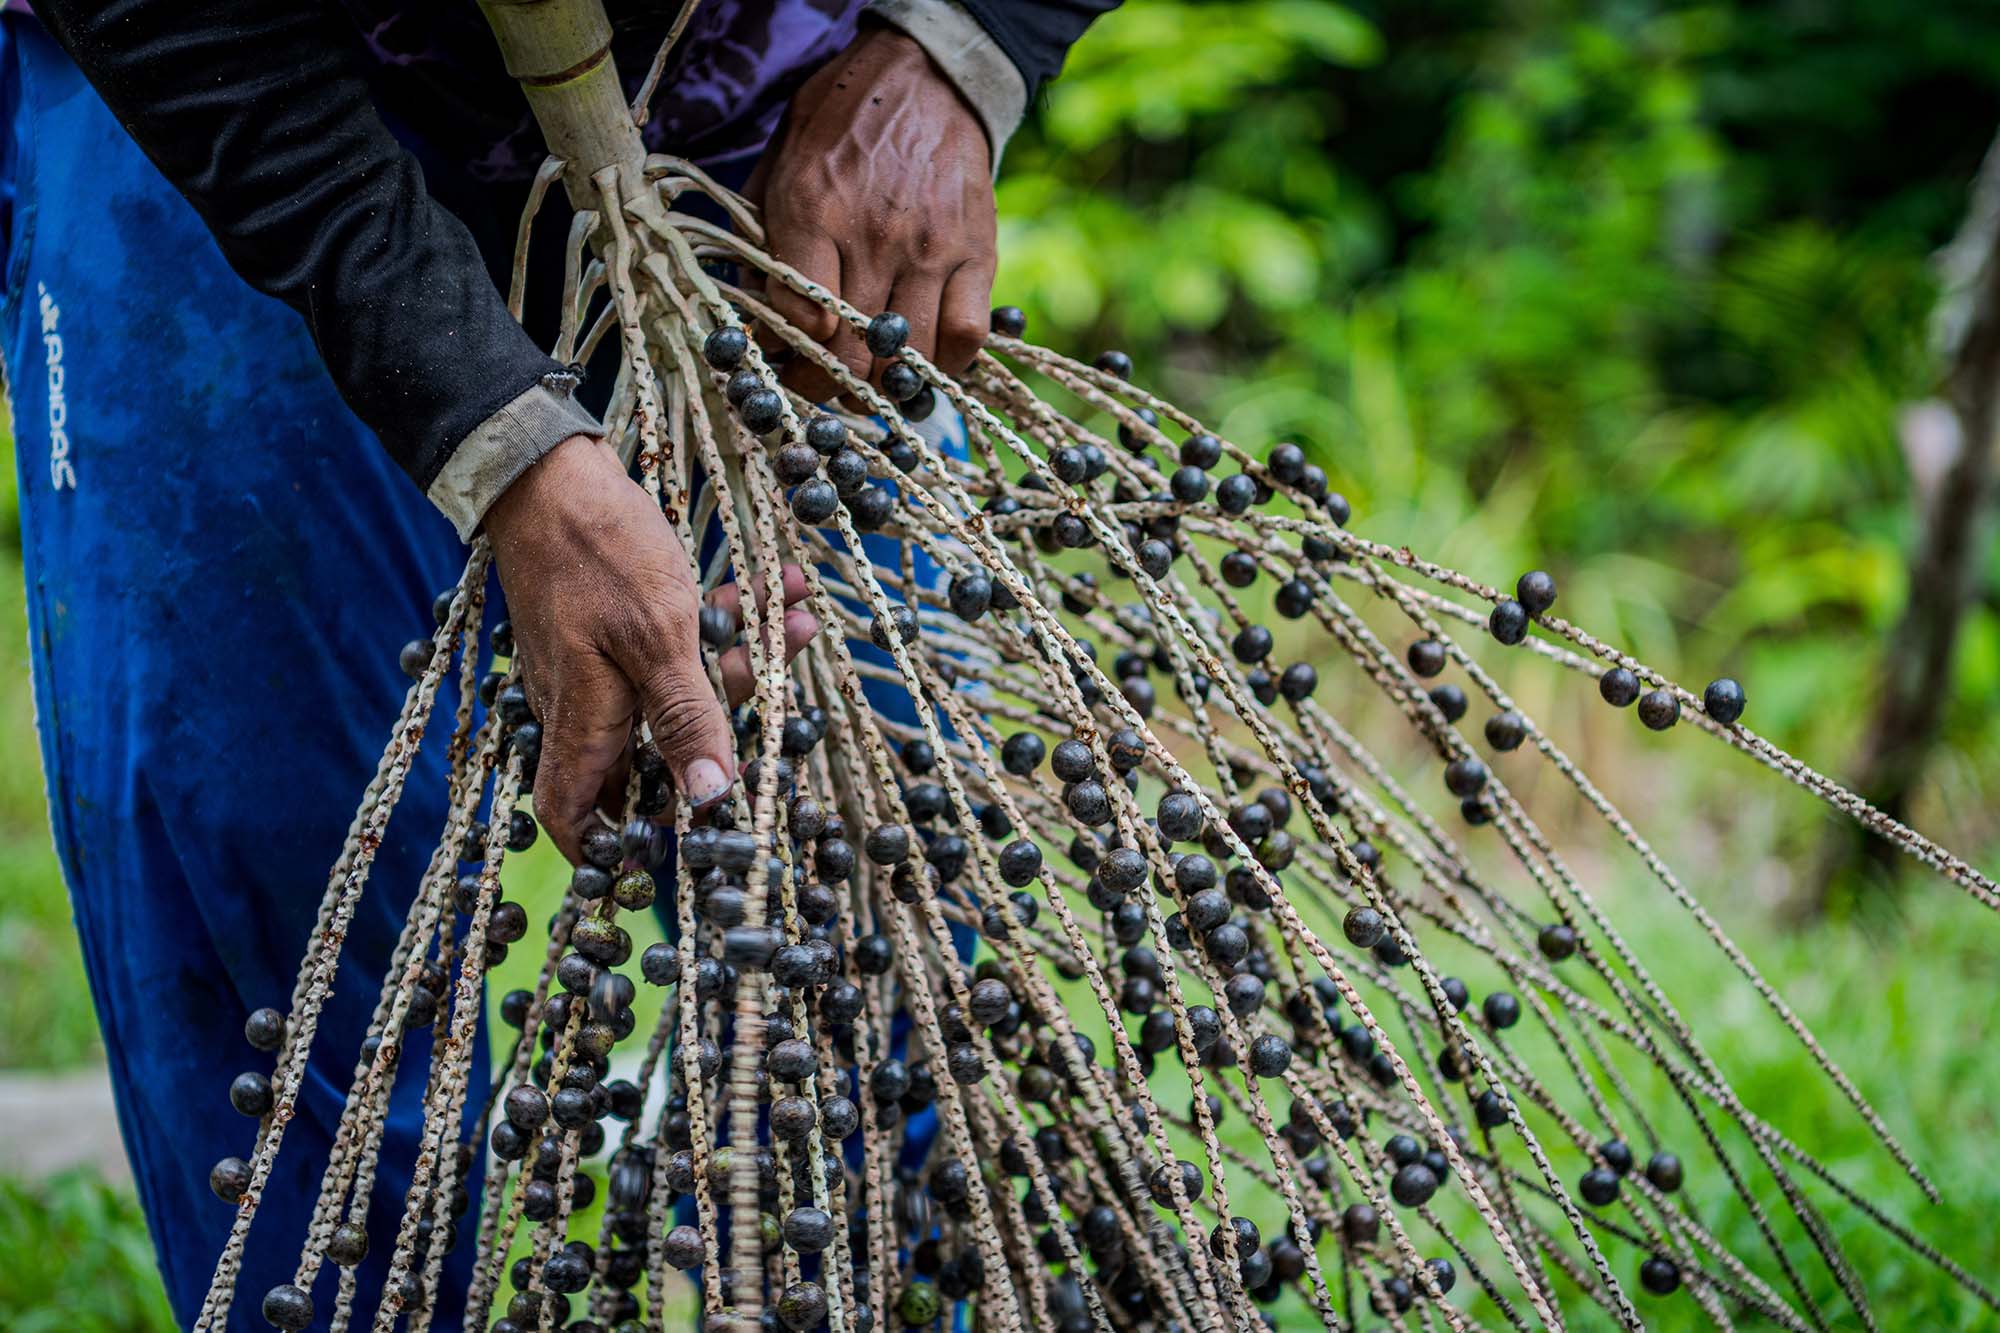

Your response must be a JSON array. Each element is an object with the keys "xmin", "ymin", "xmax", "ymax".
[{"xmin": 482, "ymin": 435, "xmax": 819, "ymax": 863}]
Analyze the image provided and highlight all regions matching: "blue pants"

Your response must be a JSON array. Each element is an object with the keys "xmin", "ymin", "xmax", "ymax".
[{"xmin": 2, "ymin": 17, "xmax": 484, "ymax": 1328}]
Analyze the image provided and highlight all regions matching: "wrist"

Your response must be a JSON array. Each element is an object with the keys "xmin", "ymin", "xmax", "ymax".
[
  {"xmin": 484, "ymin": 433, "xmax": 605, "ymax": 545},
  {"xmin": 865, "ymin": 0, "xmax": 1027, "ymax": 165},
  {"xmin": 430, "ymin": 376, "xmax": 605, "ymax": 543}
]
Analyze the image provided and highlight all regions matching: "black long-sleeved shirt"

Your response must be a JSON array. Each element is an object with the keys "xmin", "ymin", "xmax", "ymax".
[{"xmin": 32, "ymin": 0, "xmax": 1115, "ymax": 535}]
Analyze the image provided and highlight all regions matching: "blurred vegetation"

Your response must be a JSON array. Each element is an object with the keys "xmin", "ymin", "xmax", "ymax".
[
  {"xmin": 0, "ymin": 1171, "xmax": 175, "ymax": 1330},
  {"xmin": 996, "ymin": 0, "xmax": 2000, "ymax": 886},
  {"xmin": 4, "ymin": 0, "xmax": 2000, "ymax": 1326}
]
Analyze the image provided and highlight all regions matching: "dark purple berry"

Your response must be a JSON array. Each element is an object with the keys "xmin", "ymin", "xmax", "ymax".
[
  {"xmin": 1638, "ymin": 689, "xmax": 1679, "ymax": 731},
  {"xmin": 1489, "ymin": 599, "xmax": 1528, "ymax": 645},
  {"xmin": 1704, "ymin": 677, "xmax": 1746, "ymax": 725},
  {"xmin": 865, "ymin": 311, "xmax": 910, "ymax": 358},
  {"xmin": 1599, "ymin": 668, "xmax": 1641, "ymax": 707},
  {"xmin": 1516, "ymin": 569, "xmax": 1557, "ymax": 615},
  {"xmin": 702, "ymin": 326, "xmax": 748, "ymax": 370}
]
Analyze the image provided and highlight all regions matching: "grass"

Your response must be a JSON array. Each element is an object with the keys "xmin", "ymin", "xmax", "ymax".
[
  {"xmin": 0, "ymin": 1171, "xmax": 175, "ymax": 1331},
  {"xmin": 1029, "ymin": 824, "xmax": 2000, "ymax": 1330}
]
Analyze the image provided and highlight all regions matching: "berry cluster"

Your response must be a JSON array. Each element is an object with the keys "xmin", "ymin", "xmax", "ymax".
[{"xmin": 196, "ymin": 152, "xmax": 1995, "ymax": 1333}]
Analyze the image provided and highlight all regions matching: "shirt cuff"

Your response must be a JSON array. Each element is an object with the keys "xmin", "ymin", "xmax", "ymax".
[
  {"xmin": 425, "ymin": 373, "xmax": 605, "ymax": 541},
  {"xmin": 868, "ymin": 0, "xmax": 1028, "ymax": 167}
]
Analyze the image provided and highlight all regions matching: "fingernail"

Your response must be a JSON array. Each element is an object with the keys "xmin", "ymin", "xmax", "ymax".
[{"xmin": 685, "ymin": 758, "xmax": 731, "ymax": 806}]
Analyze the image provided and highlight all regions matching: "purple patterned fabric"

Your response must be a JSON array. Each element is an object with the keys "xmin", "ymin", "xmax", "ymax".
[{"xmin": 14, "ymin": 0, "xmax": 866, "ymax": 180}]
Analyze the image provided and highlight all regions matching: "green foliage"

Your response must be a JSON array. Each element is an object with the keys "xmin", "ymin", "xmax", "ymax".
[
  {"xmin": 998, "ymin": 0, "xmax": 2000, "ymax": 850},
  {"xmin": 0, "ymin": 1170, "xmax": 174, "ymax": 1331},
  {"xmin": 1615, "ymin": 885, "xmax": 2000, "ymax": 1328}
]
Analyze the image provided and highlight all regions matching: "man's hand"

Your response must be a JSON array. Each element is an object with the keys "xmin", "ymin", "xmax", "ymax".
[
  {"xmin": 748, "ymin": 24, "xmax": 997, "ymax": 401},
  {"xmin": 484, "ymin": 435, "xmax": 819, "ymax": 863}
]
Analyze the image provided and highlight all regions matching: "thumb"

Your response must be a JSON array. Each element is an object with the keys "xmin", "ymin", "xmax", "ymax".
[{"xmin": 632, "ymin": 647, "xmax": 736, "ymax": 810}]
